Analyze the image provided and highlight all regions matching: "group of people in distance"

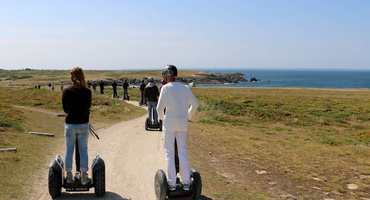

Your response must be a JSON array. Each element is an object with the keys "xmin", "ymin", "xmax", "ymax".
[{"xmin": 62, "ymin": 65, "xmax": 199, "ymax": 191}]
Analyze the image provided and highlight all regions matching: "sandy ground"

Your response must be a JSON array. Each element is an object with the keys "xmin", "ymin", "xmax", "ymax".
[{"xmin": 30, "ymin": 101, "xmax": 167, "ymax": 200}]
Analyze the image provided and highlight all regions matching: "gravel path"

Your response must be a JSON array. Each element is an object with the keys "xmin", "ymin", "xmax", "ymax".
[{"xmin": 30, "ymin": 101, "xmax": 166, "ymax": 200}]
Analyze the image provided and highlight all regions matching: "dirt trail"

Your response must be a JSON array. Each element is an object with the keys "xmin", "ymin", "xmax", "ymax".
[{"xmin": 30, "ymin": 101, "xmax": 166, "ymax": 200}]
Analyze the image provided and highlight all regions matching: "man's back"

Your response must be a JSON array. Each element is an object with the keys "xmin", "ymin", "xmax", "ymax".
[
  {"xmin": 157, "ymin": 82, "xmax": 198, "ymax": 132},
  {"xmin": 145, "ymin": 84, "xmax": 159, "ymax": 101}
]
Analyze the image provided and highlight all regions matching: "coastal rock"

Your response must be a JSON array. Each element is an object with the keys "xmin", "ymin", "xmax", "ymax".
[
  {"xmin": 177, "ymin": 72, "xmax": 247, "ymax": 84},
  {"xmin": 90, "ymin": 72, "xmax": 248, "ymax": 86},
  {"xmin": 249, "ymin": 77, "xmax": 260, "ymax": 82}
]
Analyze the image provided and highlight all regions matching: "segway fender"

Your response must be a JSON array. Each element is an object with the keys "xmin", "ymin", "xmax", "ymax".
[
  {"xmin": 92, "ymin": 155, "xmax": 105, "ymax": 172},
  {"xmin": 92, "ymin": 155, "xmax": 106, "ymax": 196},
  {"xmin": 49, "ymin": 155, "xmax": 64, "ymax": 187},
  {"xmin": 49, "ymin": 155, "xmax": 64, "ymax": 173}
]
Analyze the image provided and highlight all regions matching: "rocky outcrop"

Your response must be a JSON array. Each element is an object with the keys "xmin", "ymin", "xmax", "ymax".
[
  {"xmin": 91, "ymin": 72, "xmax": 249, "ymax": 86},
  {"xmin": 177, "ymin": 72, "xmax": 247, "ymax": 84}
]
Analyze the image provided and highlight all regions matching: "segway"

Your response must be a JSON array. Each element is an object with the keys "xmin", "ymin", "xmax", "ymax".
[
  {"xmin": 145, "ymin": 118, "xmax": 162, "ymax": 131},
  {"xmin": 122, "ymin": 93, "xmax": 130, "ymax": 101},
  {"xmin": 154, "ymin": 139, "xmax": 202, "ymax": 200},
  {"xmin": 145, "ymin": 106, "xmax": 162, "ymax": 131},
  {"xmin": 48, "ymin": 115, "xmax": 106, "ymax": 197}
]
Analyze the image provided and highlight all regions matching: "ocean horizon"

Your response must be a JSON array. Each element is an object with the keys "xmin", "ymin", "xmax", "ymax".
[{"xmin": 197, "ymin": 69, "xmax": 370, "ymax": 89}]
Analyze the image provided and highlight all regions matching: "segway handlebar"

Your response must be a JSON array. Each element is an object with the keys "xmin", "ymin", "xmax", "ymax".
[{"xmin": 89, "ymin": 124, "xmax": 100, "ymax": 140}]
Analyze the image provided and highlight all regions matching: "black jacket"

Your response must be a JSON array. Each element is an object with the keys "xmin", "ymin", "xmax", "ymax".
[
  {"xmin": 144, "ymin": 83, "xmax": 159, "ymax": 101},
  {"xmin": 62, "ymin": 86, "xmax": 92, "ymax": 124},
  {"xmin": 123, "ymin": 82, "xmax": 129, "ymax": 89}
]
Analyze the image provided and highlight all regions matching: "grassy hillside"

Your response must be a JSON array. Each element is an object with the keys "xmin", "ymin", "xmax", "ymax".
[
  {"xmin": 0, "ymin": 69, "xmax": 209, "ymax": 87},
  {"xmin": 188, "ymin": 87, "xmax": 370, "ymax": 199},
  {"xmin": 0, "ymin": 86, "xmax": 146, "ymax": 199},
  {"xmin": 0, "ymin": 70, "xmax": 369, "ymax": 199}
]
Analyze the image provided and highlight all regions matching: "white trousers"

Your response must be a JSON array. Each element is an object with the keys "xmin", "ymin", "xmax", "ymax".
[{"xmin": 163, "ymin": 130, "xmax": 190, "ymax": 186}]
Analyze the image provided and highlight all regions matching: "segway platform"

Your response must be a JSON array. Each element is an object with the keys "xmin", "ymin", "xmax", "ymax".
[
  {"xmin": 154, "ymin": 140, "xmax": 202, "ymax": 200},
  {"xmin": 48, "ymin": 154, "xmax": 106, "ymax": 197},
  {"xmin": 155, "ymin": 168, "xmax": 202, "ymax": 200},
  {"xmin": 122, "ymin": 95, "xmax": 130, "ymax": 101},
  {"xmin": 145, "ymin": 118, "xmax": 162, "ymax": 131}
]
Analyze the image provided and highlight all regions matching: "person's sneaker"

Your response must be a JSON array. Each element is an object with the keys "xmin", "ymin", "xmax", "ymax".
[
  {"xmin": 66, "ymin": 173, "xmax": 73, "ymax": 184},
  {"xmin": 169, "ymin": 185, "xmax": 176, "ymax": 191},
  {"xmin": 81, "ymin": 173, "xmax": 91, "ymax": 185},
  {"xmin": 183, "ymin": 183, "xmax": 190, "ymax": 191}
]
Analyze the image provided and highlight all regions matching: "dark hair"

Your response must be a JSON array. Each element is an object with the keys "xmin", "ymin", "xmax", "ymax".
[{"xmin": 70, "ymin": 67, "xmax": 87, "ymax": 89}]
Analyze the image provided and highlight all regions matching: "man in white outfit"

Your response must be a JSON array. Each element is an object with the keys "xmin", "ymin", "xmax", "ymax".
[{"xmin": 157, "ymin": 65, "xmax": 199, "ymax": 191}]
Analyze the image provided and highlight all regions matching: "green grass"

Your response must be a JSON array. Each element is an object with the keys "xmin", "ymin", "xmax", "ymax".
[
  {"xmin": 1, "ymin": 71, "xmax": 370, "ymax": 199},
  {"xmin": 0, "ymin": 69, "xmax": 210, "ymax": 88},
  {"xmin": 0, "ymin": 108, "xmax": 65, "ymax": 199},
  {"xmin": 0, "ymin": 86, "xmax": 146, "ymax": 199},
  {"xmin": 188, "ymin": 87, "xmax": 370, "ymax": 199}
]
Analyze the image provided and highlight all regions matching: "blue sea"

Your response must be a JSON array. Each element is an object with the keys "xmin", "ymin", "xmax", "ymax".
[{"xmin": 197, "ymin": 69, "xmax": 370, "ymax": 89}]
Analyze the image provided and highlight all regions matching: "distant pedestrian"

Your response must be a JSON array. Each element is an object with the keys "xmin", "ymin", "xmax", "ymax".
[
  {"xmin": 112, "ymin": 80, "xmax": 118, "ymax": 98},
  {"xmin": 51, "ymin": 82, "xmax": 55, "ymax": 90},
  {"xmin": 99, "ymin": 80, "xmax": 104, "ymax": 94},
  {"xmin": 145, "ymin": 77, "xmax": 160, "ymax": 125},
  {"xmin": 122, "ymin": 79, "xmax": 129, "ymax": 100},
  {"xmin": 60, "ymin": 82, "xmax": 64, "ymax": 91},
  {"xmin": 139, "ymin": 79, "xmax": 146, "ymax": 105},
  {"xmin": 92, "ymin": 81, "xmax": 97, "ymax": 94}
]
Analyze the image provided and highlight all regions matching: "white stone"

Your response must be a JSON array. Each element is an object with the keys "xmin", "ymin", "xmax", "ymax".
[
  {"xmin": 255, "ymin": 170, "xmax": 267, "ymax": 174},
  {"xmin": 347, "ymin": 183, "xmax": 358, "ymax": 190},
  {"xmin": 313, "ymin": 177, "xmax": 323, "ymax": 181}
]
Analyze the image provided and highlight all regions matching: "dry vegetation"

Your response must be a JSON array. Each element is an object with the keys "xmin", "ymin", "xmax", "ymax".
[
  {"xmin": 1, "ymin": 70, "xmax": 369, "ymax": 200},
  {"xmin": 0, "ymin": 85, "xmax": 146, "ymax": 199},
  {"xmin": 188, "ymin": 87, "xmax": 370, "ymax": 200}
]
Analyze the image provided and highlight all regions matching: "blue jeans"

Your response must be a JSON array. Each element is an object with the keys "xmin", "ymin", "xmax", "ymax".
[
  {"xmin": 123, "ymin": 89, "xmax": 128, "ymax": 99},
  {"xmin": 140, "ymin": 92, "xmax": 146, "ymax": 104},
  {"xmin": 64, "ymin": 123, "xmax": 89, "ymax": 172},
  {"xmin": 147, "ymin": 101, "xmax": 158, "ymax": 124}
]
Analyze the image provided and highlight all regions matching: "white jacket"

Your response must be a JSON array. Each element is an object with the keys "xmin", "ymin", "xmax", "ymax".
[{"xmin": 157, "ymin": 82, "xmax": 199, "ymax": 132}]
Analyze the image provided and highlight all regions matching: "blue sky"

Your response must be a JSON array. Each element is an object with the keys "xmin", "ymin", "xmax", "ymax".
[{"xmin": 0, "ymin": 0, "xmax": 369, "ymax": 70}]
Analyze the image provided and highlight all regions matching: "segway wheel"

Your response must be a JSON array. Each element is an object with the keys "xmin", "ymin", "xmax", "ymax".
[
  {"xmin": 145, "ymin": 118, "xmax": 149, "ymax": 130},
  {"xmin": 190, "ymin": 168, "xmax": 202, "ymax": 199},
  {"xmin": 154, "ymin": 170, "xmax": 167, "ymax": 200},
  {"xmin": 48, "ymin": 168, "xmax": 62, "ymax": 197},
  {"xmin": 93, "ymin": 166, "xmax": 106, "ymax": 197}
]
